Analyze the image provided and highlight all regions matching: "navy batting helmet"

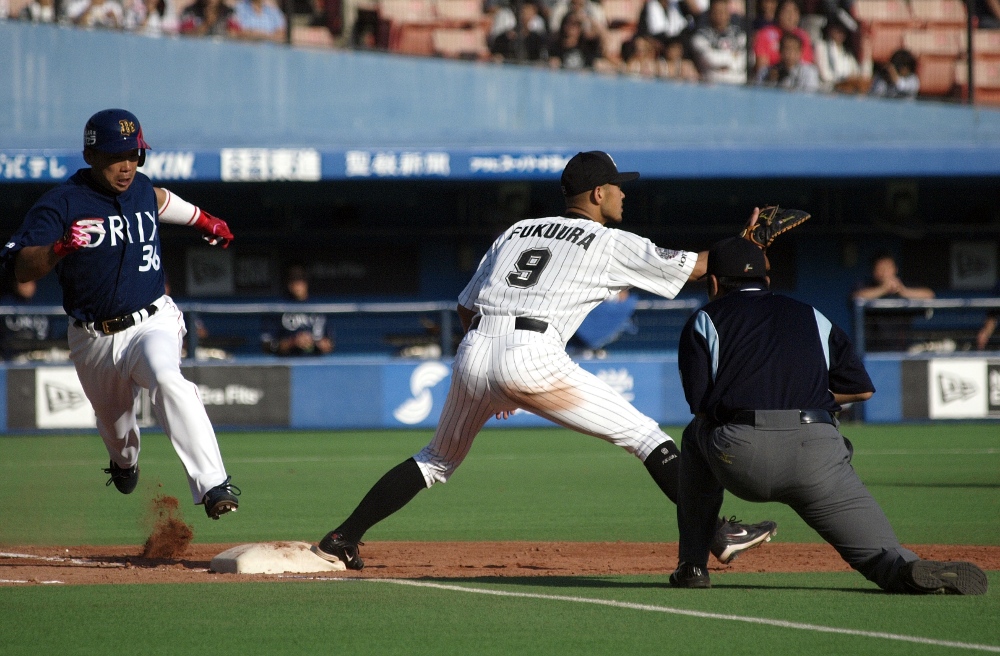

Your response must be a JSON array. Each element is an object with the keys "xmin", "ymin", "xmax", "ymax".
[{"xmin": 84, "ymin": 108, "xmax": 151, "ymax": 165}]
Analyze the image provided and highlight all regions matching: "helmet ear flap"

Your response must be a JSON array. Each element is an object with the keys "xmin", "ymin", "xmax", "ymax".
[{"xmin": 138, "ymin": 149, "xmax": 146, "ymax": 167}]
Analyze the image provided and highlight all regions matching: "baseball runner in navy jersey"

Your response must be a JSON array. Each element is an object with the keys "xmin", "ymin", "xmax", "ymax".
[
  {"xmin": 313, "ymin": 151, "xmax": 777, "ymax": 570},
  {"xmin": 670, "ymin": 237, "xmax": 987, "ymax": 594},
  {"xmin": 0, "ymin": 109, "xmax": 240, "ymax": 519}
]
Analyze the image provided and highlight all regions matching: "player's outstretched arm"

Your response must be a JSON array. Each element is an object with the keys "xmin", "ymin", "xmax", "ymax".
[
  {"xmin": 14, "ymin": 218, "xmax": 107, "ymax": 282},
  {"xmin": 156, "ymin": 187, "xmax": 234, "ymax": 248}
]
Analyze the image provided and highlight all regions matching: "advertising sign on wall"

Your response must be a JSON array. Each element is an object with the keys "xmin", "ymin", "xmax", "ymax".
[{"xmin": 928, "ymin": 359, "xmax": 988, "ymax": 419}]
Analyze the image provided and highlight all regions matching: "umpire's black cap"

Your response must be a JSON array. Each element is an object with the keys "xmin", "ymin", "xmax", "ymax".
[
  {"xmin": 84, "ymin": 108, "xmax": 151, "ymax": 155},
  {"xmin": 560, "ymin": 151, "xmax": 639, "ymax": 196},
  {"xmin": 707, "ymin": 237, "xmax": 768, "ymax": 278}
]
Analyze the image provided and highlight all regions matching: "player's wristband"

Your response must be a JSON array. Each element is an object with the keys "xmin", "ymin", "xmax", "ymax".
[{"xmin": 158, "ymin": 188, "xmax": 202, "ymax": 225}]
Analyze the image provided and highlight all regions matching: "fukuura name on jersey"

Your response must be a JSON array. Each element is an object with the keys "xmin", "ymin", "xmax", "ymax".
[
  {"xmin": 85, "ymin": 212, "xmax": 161, "ymax": 272},
  {"xmin": 508, "ymin": 223, "xmax": 597, "ymax": 250}
]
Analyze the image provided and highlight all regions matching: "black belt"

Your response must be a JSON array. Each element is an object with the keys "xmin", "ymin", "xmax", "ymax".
[
  {"xmin": 469, "ymin": 316, "xmax": 548, "ymax": 333},
  {"xmin": 725, "ymin": 409, "xmax": 836, "ymax": 426},
  {"xmin": 74, "ymin": 304, "xmax": 159, "ymax": 335}
]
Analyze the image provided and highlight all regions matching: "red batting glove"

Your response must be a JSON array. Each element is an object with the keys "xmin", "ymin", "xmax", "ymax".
[
  {"xmin": 193, "ymin": 210, "xmax": 234, "ymax": 248},
  {"xmin": 52, "ymin": 218, "xmax": 105, "ymax": 258}
]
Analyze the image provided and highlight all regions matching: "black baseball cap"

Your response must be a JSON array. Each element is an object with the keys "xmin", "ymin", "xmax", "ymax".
[
  {"xmin": 84, "ymin": 108, "xmax": 151, "ymax": 154},
  {"xmin": 707, "ymin": 237, "xmax": 768, "ymax": 278},
  {"xmin": 560, "ymin": 151, "xmax": 640, "ymax": 196}
]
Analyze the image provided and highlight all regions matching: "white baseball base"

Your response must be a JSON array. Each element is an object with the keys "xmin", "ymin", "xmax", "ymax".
[{"xmin": 210, "ymin": 541, "xmax": 346, "ymax": 574}]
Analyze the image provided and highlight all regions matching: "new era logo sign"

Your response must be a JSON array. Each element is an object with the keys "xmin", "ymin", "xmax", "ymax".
[
  {"xmin": 45, "ymin": 382, "xmax": 88, "ymax": 412},
  {"xmin": 938, "ymin": 374, "xmax": 977, "ymax": 404}
]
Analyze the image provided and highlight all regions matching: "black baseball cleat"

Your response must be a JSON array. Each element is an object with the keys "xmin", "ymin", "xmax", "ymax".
[
  {"xmin": 314, "ymin": 531, "xmax": 365, "ymax": 570},
  {"xmin": 103, "ymin": 461, "xmax": 140, "ymax": 494},
  {"xmin": 202, "ymin": 476, "xmax": 241, "ymax": 519},
  {"xmin": 669, "ymin": 563, "xmax": 711, "ymax": 588},
  {"xmin": 711, "ymin": 517, "xmax": 778, "ymax": 564},
  {"xmin": 903, "ymin": 560, "xmax": 988, "ymax": 595}
]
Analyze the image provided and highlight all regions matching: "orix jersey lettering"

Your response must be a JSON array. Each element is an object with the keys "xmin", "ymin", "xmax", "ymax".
[
  {"xmin": 4, "ymin": 170, "xmax": 165, "ymax": 322},
  {"xmin": 459, "ymin": 216, "xmax": 696, "ymax": 343}
]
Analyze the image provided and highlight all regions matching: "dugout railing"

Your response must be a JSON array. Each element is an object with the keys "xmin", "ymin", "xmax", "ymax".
[
  {"xmin": 853, "ymin": 297, "xmax": 1000, "ymax": 357},
  {"xmin": 0, "ymin": 298, "xmax": 703, "ymax": 361}
]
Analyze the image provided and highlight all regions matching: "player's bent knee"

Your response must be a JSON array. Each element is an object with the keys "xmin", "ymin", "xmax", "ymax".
[{"xmin": 413, "ymin": 453, "xmax": 456, "ymax": 487}]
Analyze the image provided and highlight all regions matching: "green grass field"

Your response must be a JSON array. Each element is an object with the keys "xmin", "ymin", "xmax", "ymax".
[{"xmin": 0, "ymin": 423, "xmax": 998, "ymax": 654}]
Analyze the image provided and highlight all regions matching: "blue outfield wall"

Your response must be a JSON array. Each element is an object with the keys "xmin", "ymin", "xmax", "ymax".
[
  {"xmin": 289, "ymin": 355, "xmax": 691, "ymax": 430},
  {"xmin": 4, "ymin": 353, "xmax": 998, "ymax": 433}
]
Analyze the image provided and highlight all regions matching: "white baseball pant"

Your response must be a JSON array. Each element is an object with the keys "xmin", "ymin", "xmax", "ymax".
[
  {"xmin": 67, "ymin": 295, "xmax": 228, "ymax": 503},
  {"xmin": 414, "ymin": 315, "xmax": 670, "ymax": 486}
]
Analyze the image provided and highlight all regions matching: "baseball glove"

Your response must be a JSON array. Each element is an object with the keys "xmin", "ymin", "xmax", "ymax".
[{"xmin": 740, "ymin": 206, "xmax": 810, "ymax": 249}]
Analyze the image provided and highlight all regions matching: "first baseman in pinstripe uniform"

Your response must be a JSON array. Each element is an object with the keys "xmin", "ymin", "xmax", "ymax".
[{"xmin": 314, "ymin": 151, "xmax": 777, "ymax": 569}]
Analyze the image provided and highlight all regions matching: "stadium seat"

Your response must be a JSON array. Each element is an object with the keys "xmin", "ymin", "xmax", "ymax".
[
  {"xmin": 379, "ymin": 0, "xmax": 436, "ymax": 24},
  {"xmin": 431, "ymin": 26, "xmax": 489, "ymax": 59},
  {"xmin": 955, "ymin": 56, "xmax": 1000, "ymax": 105},
  {"xmin": 867, "ymin": 24, "xmax": 906, "ymax": 61},
  {"xmin": 434, "ymin": 0, "xmax": 488, "ymax": 27},
  {"xmin": 902, "ymin": 28, "xmax": 965, "ymax": 56},
  {"xmin": 974, "ymin": 29, "xmax": 1000, "ymax": 56},
  {"xmin": 854, "ymin": 0, "xmax": 914, "ymax": 26},
  {"xmin": 917, "ymin": 54, "xmax": 958, "ymax": 95},
  {"xmin": 291, "ymin": 26, "xmax": 337, "ymax": 48},
  {"xmin": 602, "ymin": 0, "xmax": 643, "ymax": 29},
  {"xmin": 909, "ymin": 0, "xmax": 966, "ymax": 27},
  {"xmin": 394, "ymin": 23, "xmax": 436, "ymax": 54}
]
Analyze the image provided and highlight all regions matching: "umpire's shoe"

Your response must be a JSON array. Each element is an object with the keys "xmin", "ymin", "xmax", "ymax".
[
  {"xmin": 711, "ymin": 517, "xmax": 778, "ymax": 564},
  {"xmin": 103, "ymin": 461, "xmax": 140, "ymax": 495},
  {"xmin": 669, "ymin": 563, "xmax": 711, "ymax": 588},
  {"xmin": 314, "ymin": 532, "xmax": 365, "ymax": 570},
  {"xmin": 202, "ymin": 476, "xmax": 241, "ymax": 519},
  {"xmin": 903, "ymin": 560, "xmax": 988, "ymax": 595}
]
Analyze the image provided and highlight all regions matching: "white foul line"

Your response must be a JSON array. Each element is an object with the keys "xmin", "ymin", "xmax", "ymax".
[{"xmin": 285, "ymin": 576, "xmax": 1000, "ymax": 653}]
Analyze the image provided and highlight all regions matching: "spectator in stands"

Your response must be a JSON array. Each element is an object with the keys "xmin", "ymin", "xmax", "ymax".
[
  {"xmin": 123, "ymin": 0, "xmax": 179, "ymax": 35},
  {"xmin": 549, "ymin": 11, "xmax": 604, "ymax": 69},
  {"xmin": 179, "ymin": 0, "xmax": 234, "ymax": 35},
  {"xmin": 261, "ymin": 265, "xmax": 335, "ymax": 356},
  {"xmin": 635, "ymin": 0, "xmax": 693, "ymax": 47},
  {"xmin": 815, "ymin": 12, "xmax": 865, "ymax": 92},
  {"xmin": 690, "ymin": 0, "xmax": 748, "ymax": 85},
  {"xmin": 17, "ymin": 0, "xmax": 56, "ymax": 23},
  {"xmin": 0, "ymin": 279, "xmax": 67, "ymax": 362},
  {"xmin": 976, "ymin": 0, "xmax": 1000, "ymax": 29},
  {"xmin": 623, "ymin": 33, "xmax": 668, "ymax": 77},
  {"xmin": 66, "ymin": 0, "xmax": 124, "ymax": 28},
  {"xmin": 661, "ymin": 34, "xmax": 700, "ymax": 79},
  {"xmin": 869, "ymin": 48, "xmax": 919, "ymax": 99},
  {"xmin": 752, "ymin": 0, "xmax": 778, "ymax": 30},
  {"xmin": 548, "ymin": 0, "xmax": 606, "ymax": 37},
  {"xmin": 758, "ymin": 31, "xmax": 820, "ymax": 90},
  {"xmin": 490, "ymin": 0, "xmax": 549, "ymax": 63},
  {"xmin": 752, "ymin": 0, "xmax": 814, "ymax": 78},
  {"xmin": 230, "ymin": 0, "xmax": 286, "ymax": 43},
  {"xmin": 851, "ymin": 252, "xmax": 934, "ymax": 352}
]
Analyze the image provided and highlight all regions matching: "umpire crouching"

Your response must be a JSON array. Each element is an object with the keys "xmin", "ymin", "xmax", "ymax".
[{"xmin": 670, "ymin": 237, "xmax": 987, "ymax": 594}]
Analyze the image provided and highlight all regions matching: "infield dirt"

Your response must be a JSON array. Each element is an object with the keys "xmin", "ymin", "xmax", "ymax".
[{"xmin": 1, "ymin": 542, "xmax": 997, "ymax": 586}]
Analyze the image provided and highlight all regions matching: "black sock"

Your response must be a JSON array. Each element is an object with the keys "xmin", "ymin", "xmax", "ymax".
[
  {"xmin": 643, "ymin": 440, "xmax": 680, "ymax": 505},
  {"xmin": 335, "ymin": 458, "xmax": 427, "ymax": 543}
]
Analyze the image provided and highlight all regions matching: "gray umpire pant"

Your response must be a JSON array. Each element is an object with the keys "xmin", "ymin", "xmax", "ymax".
[{"xmin": 677, "ymin": 411, "xmax": 919, "ymax": 592}]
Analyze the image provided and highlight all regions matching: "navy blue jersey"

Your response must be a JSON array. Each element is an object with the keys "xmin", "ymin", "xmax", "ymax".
[
  {"xmin": 1, "ymin": 169, "xmax": 165, "ymax": 321},
  {"xmin": 678, "ymin": 288, "xmax": 874, "ymax": 420}
]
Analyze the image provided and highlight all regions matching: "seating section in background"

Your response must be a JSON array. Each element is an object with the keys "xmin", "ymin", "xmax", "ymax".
[
  {"xmin": 956, "ymin": 56, "xmax": 1000, "ymax": 106},
  {"xmin": 431, "ymin": 25, "xmax": 488, "ymax": 58},
  {"xmin": 907, "ymin": 0, "xmax": 966, "ymax": 27}
]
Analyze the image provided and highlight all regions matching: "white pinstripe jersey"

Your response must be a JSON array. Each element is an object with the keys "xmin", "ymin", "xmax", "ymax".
[{"xmin": 458, "ymin": 216, "xmax": 697, "ymax": 344}]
